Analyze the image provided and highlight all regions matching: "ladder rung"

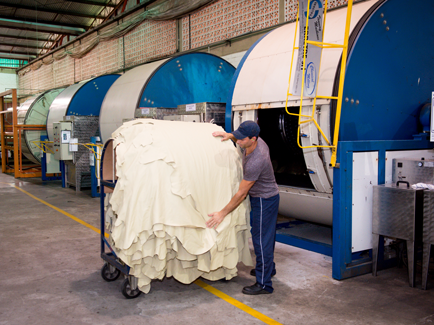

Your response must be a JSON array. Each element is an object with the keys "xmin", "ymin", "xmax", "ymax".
[{"xmin": 306, "ymin": 40, "xmax": 345, "ymax": 48}]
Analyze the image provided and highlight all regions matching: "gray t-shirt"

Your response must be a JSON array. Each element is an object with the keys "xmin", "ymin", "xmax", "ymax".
[{"xmin": 242, "ymin": 137, "xmax": 279, "ymax": 198}]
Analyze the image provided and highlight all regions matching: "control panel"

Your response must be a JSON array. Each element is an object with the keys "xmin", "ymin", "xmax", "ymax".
[{"xmin": 53, "ymin": 121, "xmax": 73, "ymax": 160}]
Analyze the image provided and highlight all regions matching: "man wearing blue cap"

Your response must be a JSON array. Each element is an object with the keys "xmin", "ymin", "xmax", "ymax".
[{"xmin": 207, "ymin": 120, "xmax": 280, "ymax": 295}]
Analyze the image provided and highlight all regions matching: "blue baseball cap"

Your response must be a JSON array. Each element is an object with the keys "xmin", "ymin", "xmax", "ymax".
[{"xmin": 231, "ymin": 120, "xmax": 260, "ymax": 140}]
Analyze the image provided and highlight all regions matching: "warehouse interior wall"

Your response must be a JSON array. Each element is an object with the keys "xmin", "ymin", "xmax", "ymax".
[
  {"xmin": 0, "ymin": 68, "xmax": 17, "ymax": 93},
  {"xmin": 0, "ymin": 68, "xmax": 17, "ymax": 108},
  {"xmin": 16, "ymin": 0, "xmax": 349, "ymax": 99}
]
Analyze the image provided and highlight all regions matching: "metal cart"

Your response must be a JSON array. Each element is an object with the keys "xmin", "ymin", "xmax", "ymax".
[{"xmin": 99, "ymin": 139, "xmax": 141, "ymax": 299}]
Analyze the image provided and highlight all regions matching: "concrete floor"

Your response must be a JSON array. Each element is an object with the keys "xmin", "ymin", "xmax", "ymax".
[{"xmin": 1, "ymin": 172, "xmax": 434, "ymax": 325}]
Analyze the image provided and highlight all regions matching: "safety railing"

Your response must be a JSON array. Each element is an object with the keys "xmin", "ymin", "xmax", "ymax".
[
  {"xmin": 32, "ymin": 140, "xmax": 103, "ymax": 182},
  {"xmin": 31, "ymin": 140, "xmax": 102, "ymax": 166},
  {"xmin": 68, "ymin": 141, "xmax": 104, "ymax": 180},
  {"xmin": 31, "ymin": 140, "xmax": 55, "ymax": 154},
  {"xmin": 81, "ymin": 143, "xmax": 103, "ymax": 180}
]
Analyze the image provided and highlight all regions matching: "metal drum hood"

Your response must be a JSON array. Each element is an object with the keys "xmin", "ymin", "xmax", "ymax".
[
  {"xmin": 46, "ymin": 74, "xmax": 120, "ymax": 141},
  {"xmin": 17, "ymin": 88, "xmax": 66, "ymax": 164},
  {"xmin": 99, "ymin": 52, "xmax": 236, "ymax": 142}
]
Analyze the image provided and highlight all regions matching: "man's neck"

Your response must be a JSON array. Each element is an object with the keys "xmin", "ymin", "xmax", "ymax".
[{"xmin": 246, "ymin": 140, "xmax": 258, "ymax": 156}]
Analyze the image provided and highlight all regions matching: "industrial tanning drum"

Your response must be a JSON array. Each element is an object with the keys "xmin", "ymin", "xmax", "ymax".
[
  {"xmin": 46, "ymin": 74, "xmax": 120, "ymax": 141},
  {"xmin": 225, "ymin": 0, "xmax": 434, "ymax": 279},
  {"xmin": 99, "ymin": 52, "xmax": 235, "ymax": 142},
  {"xmin": 17, "ymin": 88, "xmax": 66, "ymax": 163},
  {"xmin": 226, "ymin": 0, "xmax": 434, "ymax": 225}
]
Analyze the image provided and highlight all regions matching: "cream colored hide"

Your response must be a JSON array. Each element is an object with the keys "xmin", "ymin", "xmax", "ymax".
[{"xmin": 105, "ymin": 119, "xmax": 253, "ymax": 293}]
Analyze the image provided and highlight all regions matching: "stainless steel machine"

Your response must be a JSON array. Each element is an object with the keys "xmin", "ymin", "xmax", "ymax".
[
  {"xmin": 372, "ymin": 181, "xmax": 424, "ymax": 287},
  {"xmin": 373, "ymin": 157, "xmax": 434, "ymax": 287},
  {"xmin": 423, "ymin": 190, "xmax": 434, "ymax": 289},
  {"xmin": 134, "ymin": 107, "xmax": 177, "ymax": 120},
  {"xmin": 176, "ymin": 102, "xmax": 226, "ymax": 127},
  {"xmin": 392, "ymin": 158, "xmax": 434, "ymax": 184}
]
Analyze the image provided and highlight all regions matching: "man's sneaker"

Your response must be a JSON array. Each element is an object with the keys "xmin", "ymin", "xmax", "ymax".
[{"xmin": 242, "ymin": 282, "xmax": 272, "ymax": 295}]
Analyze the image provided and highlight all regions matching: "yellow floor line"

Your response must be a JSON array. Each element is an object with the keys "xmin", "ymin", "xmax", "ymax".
[
  {"xmin": 11, "ymin": 183, "xmax": 281, "ymax": 325},
  {"xmin": 195, "ymin": 280, "xmax": 282, "ymax": 325},
  {"xmin": 12, "ymin": 185, "xmax": 107, "ymax": 238}
]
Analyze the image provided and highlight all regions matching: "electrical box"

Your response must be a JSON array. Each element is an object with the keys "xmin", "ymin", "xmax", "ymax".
[
  {"xmin": 134, "ymin": 107, "xmax": 177, "ymax": 120},
  {"xmin": 163, "ymin": 115, "xmax": 182, "ymax": 122},
  {"xmin": 177, "ymin": 102, "xmax": 226, "ymax": 127},
  {"xmin": 162, "ymin": 114, "xmax": 201, "ymax": 122},
  {"xmin": 53, "ymin": 121, "xmax": 73, "ymax": 160},
  {"xmin": 392, "ymin": 158, "xmax": 434, "ymax": 184}
]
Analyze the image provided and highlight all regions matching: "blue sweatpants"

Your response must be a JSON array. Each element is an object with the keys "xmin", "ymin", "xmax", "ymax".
[{"xmin": 250, "ymin": 194, "xmax": 279, "ymax": 293}]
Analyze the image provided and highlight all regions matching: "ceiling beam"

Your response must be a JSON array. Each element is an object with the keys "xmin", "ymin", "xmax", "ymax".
[
  {"xmin": 64, "ymin": 0, "xmax": 117, "ymax": 8},
  {"xmin": 0, "ymin": 53, "xmax": 35, "ymax": 60},
  {"xmin": 0, "ymin": 18, "xmax": 86, "ymax": 35},
  {"xmin": 0, "ymin": 22, "xmax": 79, "ymax": 36},
  {"xmin": 17, "ymin": 0, "xmax": 158, "ymax": 70},
  {"xmin": 0, "ymin": 50, "xmax": 37, "ymax": 59},
  {"xmin": 0, "ymin": 33, "xmax": 51, "ymax": 42},
  {"xmin": 0, "ymin": 3, "xmax": 107, "ymax": 20},
  {"xmin": 102, "ymin": 0, "xmax": 126, "ymax": 22},
  {"xmin": 0, "ymin": 16, "xmax": 89, "ymax": 30},
  {"xmin": 0, "ymin": 42, "xmax": 51, "ymax": 50}
]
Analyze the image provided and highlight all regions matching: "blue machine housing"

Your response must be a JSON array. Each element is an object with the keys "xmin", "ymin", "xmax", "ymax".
[
  {"xmin": 139, "ymin": 53, "xmax": 235, "ymax": 108},
  {"xmin": 337, "ymin": 0, "xmax": 434, "ymax": 142},
  {"xmin": 67, "ymin": 75, "xmax": 120, "ymax": 116},
  {"xmin": 99, "ymin": 52, "xmax": 236, "ymax": 142},
  {"xmin": 331, "ymin": 0, "xmax": 434, "ymax": 280}
]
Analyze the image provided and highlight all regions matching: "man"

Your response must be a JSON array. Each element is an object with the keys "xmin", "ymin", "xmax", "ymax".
[{"xmin": 206, "ymin": 120, "xmax": 280, "ymax": 295}]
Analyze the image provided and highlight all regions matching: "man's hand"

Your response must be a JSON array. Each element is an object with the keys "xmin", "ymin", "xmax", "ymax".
[
  {"xmin": 206, "ymin": 211, "xmax": 227, "ymax": 229},
  {"xmin": 212, "ymin": 131, "xmax": 233, "ymax": 142},
  {"xmin": 206, "ymin": 180, "xmax": 254, "ymax": 230}
]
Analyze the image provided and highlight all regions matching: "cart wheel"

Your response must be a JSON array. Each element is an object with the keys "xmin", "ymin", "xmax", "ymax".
[
  {"xmin": 101, "ymin": 263, "xmax": 120, "ymax": 282},
  {"xmin": 121, "ymin": 278, "xmax": 141, "ymax": 299}
]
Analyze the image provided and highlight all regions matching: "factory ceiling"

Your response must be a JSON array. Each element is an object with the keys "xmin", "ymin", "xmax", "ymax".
[
  {"xmin": 0, "ymin": 0, "xmax": 125, "ymax": 61},
  {"xmin": 0, "ymin": 0, "xmax": 218, "ymax": 65}
]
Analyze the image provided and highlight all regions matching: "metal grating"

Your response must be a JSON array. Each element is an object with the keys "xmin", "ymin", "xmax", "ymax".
[
  {"xmin": 69, "ymin": 116, "xmax": 100, "ymax": 192},
  {"xmin": 423, "ymin": 190, "xmax": 434, "ymax": 244}
]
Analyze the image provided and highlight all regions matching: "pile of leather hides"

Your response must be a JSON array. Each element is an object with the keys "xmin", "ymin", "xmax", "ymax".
[{"xmin": 104, "ymin": 119, "xmax": 253, "ymax": 293}]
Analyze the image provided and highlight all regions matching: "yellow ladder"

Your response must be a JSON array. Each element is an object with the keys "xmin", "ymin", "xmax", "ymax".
[{"xmin": 285, "ymin": 0, "xmax": 354, "ymax": 167}]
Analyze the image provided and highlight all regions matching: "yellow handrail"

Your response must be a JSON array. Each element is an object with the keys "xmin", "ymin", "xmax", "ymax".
[
  {"xmin": 71, "ymin": 142, "xmax": 103, "ymax": 179},
  {"xmin": 330, "ymin": 0, "xmax": 353, "ymax": 166},
  {"xmin": 285, "ymin": 5, "xmax": 300, "ymax": 113},
  {"xmin": 33, "ymin": 141, "xmax": 104, "ymax": 179},
  {"xmin": 31, "ymin": 140, "xmax": 55, "ymax": 154},
  {"xmin": 284, "ymin": 0, "xmax": 354, "ymax": 166},
  {"xmin": 305, "ymin": 40, "xmax": 345, "ymax": 48}
]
